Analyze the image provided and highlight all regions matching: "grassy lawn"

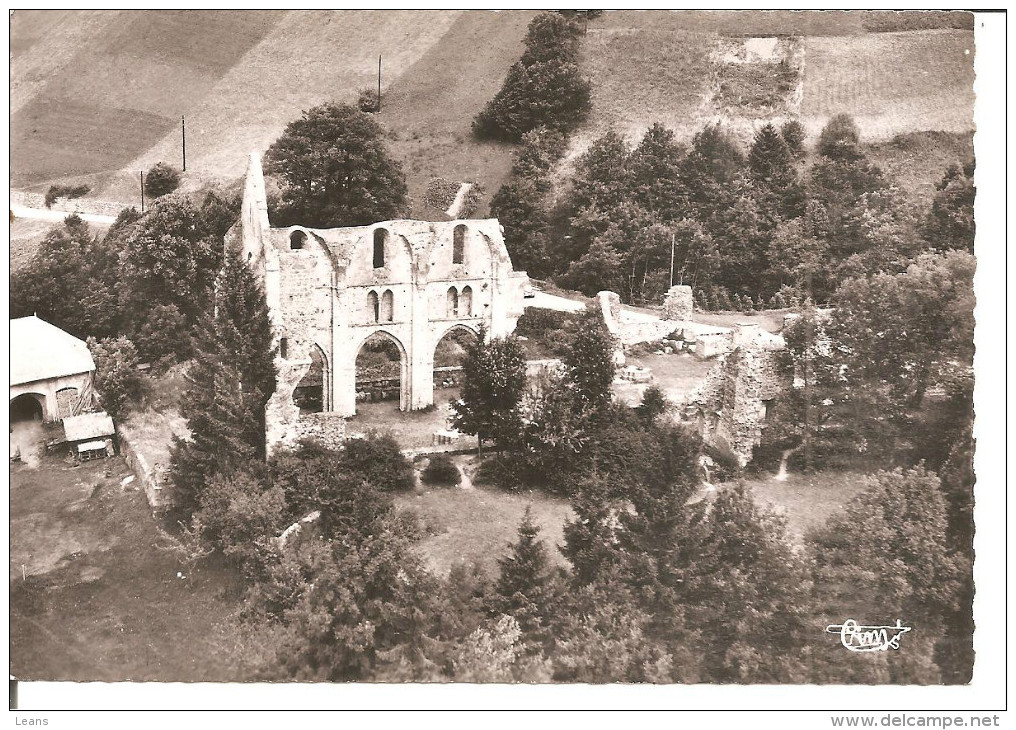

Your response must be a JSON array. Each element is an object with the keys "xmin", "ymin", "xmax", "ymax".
[
  {"xmin": 395, "ymin": 454, "xmax": 573, "ymax": 577},
  {"xmin": 735, "ymin": 470, "xmax": 870, "ymax": 544},
  {"xmin": 615, "ymin": 352, "xmax": 717, "ymax": 407},
  {"xmin": 347, "ymin": 388, "xmax": 461, "ymax": 450},
  {"xmin": 10, "ymin": 453, "xmax": 246, "ymax": 681}
]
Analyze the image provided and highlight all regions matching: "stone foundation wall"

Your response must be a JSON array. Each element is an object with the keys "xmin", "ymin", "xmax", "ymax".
[
  {"xmin": 11, "ymin": 190, "xmax": 126, "ymax": 217},
  {"xmin": 118, "ymin": 427, "xmax": 177, "ymax": 515},
  {"xmin": 294, "ymin": 412, "xmax": 347, "ymax": 449}
]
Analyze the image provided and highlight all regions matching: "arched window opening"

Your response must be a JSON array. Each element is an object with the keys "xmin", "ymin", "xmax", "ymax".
[
  {"xmin": 279, "ymin": 337, "xmax": 289, "ymax": 359},
  {"xmin": 289, "ymin": 230, "xmax": 307, "ymax": 250},
  {"xmin": 373, "ymin": 228, "xmax": 388, "ymax": 268},
  {"xmin": 381, "ymin": 290, "xmax": 394, "ymax": 322},
  {"xmin": 452, "ymin": 225, "xmax": 466, "ymax": 265},
  {"xmin": 368, "ymin": 291, "xmax": 380, "ymax": 323},
  {"xmin": 446, "ymin": 287, "xmax": 459, "ymax": 317},
  {"xmin": 461, "ymin": 285, "xmax": 473, "ymax": 316}
]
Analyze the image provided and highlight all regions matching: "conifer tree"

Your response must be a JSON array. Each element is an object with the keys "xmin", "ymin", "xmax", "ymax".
[
  {"xmin": 170, "ymin": 251, "xmax": 277, "ymax": 515},
  {"xmin": 487, "ymin": 507, "xmax": 554, "ymax": 639}
]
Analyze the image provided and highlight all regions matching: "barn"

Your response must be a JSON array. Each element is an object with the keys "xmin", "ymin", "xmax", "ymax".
[{"xmin": 10, "ymin": 315, "xmax": 96, "ymax": 424}]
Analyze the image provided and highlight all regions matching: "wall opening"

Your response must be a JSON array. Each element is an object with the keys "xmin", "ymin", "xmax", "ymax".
[
  {"xmin": 279, "ymin": 337, "xmax": 289, "ymax": 359},
  {"xmin": 10, "ymin": 393, "xmax": 44, "ymax": 423},
  {"xmin": 289, "ymin": 230, "xmax": 307, "ymax": 250},
  {"xmin": 453, "ymin": 225, "xmax": 466, "ymax": 265},
  {"xmin": 55, "ymin": 387, "xmax": 79, "ymax": 419},
  {"xmin": 368, "ymin": 291, "xmax": 380, "ymax": 323},
  {"xmin": 446, "ymin": 287, "xmax": 459, "ymax": 317},
  {"xmin": 461, "ymin": 285, "xmax": 473, "ymax": 316},
  {"xmin": 355, "ymin": 332, "xmax": 406, "ymax": 413},
  {"xmin": 381, "ymin": 289, "xmax": 394, "ymax": 322},
  {"xmin": 294, "ymin": 345, "xmax": 328, "ymax": 415},
  {"xmin": 433, "ymin": 326, "xmax": 478, "ymax": 392},
  {"xmin": 373, "ymin": 228, "xmax": 388, "ymax": 268}
]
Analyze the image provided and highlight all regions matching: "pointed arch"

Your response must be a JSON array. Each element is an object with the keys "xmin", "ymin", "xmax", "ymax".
[
  {"xmin": 367, "ymin": 290, "xmax": 380, "ymax": 323},
  {"xmin": 381, "ymin": 289, "xmax": 394, "ymax": 322},
  {"xmin": 352, "ymin": 329, "xmax": 410, "ymax": 414},
  {"xmin": 446, "ymin": 286, "xmax": 459, "ymax": 317},
  {"xmin": 460, "ymin": 285, "xmax": 473, "ymax": 316}
]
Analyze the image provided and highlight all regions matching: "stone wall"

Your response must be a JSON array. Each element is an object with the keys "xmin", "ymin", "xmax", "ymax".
[
  {"xmin": 293, "ymin": 412, "xmax": 347, "ymax": 449},
  {"xmin": 10, "ymin": 190, "xmax": 125, "ymax": 217},
  {"xmin": 686, "ymin": 325, "xmax": 787, "ymax": 466}
]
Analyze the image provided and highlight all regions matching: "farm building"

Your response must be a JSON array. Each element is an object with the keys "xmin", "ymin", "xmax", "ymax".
[
  {"xmin": 10, "ymin": 315, "xmax": 95, "ymax": 423},
  {"xmin": 62, "ymin": 411, "xmax": 116, "ymax": 461}
]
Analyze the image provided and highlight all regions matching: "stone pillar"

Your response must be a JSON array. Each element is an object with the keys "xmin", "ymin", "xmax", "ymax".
[
  {"xmin": 663, "ymin": 285, "xmax": 694, "ymax": 321},
  {"xmin": 733, "ymin": 322, "xmax": 762, "ymax": 348},
  {"xmin": 409, "ymin": 270, "xmax": 434, "ymax": 411}
]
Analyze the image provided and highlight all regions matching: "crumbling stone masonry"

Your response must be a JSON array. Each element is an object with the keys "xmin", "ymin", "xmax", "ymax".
[
  {"xmin": 662, "ymin": 285, "xmax": 694, "ymax": 322},
  {"xmin": 229, "ymin": 153, "xmax": 528, "ymax": 456},
  {"xmin": 686, "ymin": 323, "xmax": 787, "ymax": 466}
]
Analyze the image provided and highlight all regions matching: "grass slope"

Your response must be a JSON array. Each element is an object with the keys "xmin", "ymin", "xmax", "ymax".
[
  {"xmin": 378, "ymin": 10, "xmax": 538, "ymax": 217},
  {"xmin": 11, "ymin": 10, "xmax": 285, "ymax": 190},
  {"xmin": 101, "ymin": 10, "xmax": 464, "ymax": 201},
  {"xmin": 800, "ymin": 30, "xmax": 975, "ymax": 140}
]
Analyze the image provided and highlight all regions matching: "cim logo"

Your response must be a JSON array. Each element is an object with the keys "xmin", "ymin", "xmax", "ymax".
[{"xmin": 825, "ymin": 619, "xmax": 912, "ymax": 652}]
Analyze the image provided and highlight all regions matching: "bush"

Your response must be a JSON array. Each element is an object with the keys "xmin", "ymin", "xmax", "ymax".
[
  {"xmin": 422, "ymin": 454, "xmax": 460, "ymax": 487},
  {"xmin": 145, "ymin": 162, "xmax": 182, "ymax": 198},
  {"xmin": 340, "ymin": 431, "xmax": 415, "ymax": 492},
  {"xmin": 357, "ymin": 87, "xmax": 380, "ymax": 113},
  {"xmin": 44, "ymin": 184, "xmax": 90, "ymax": 208}
]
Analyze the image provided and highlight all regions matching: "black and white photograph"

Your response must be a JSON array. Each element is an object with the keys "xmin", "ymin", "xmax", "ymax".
[{"xmin": 6, "ymin": 7, "xmax": 1006, "ymax": 720}]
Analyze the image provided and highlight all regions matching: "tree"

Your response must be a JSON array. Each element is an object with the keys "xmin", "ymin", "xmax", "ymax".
[
  {"xmin": 780, "ymin": 119, "xmax": 806, "ymax": 158},
  {"xmin": 831, "ymin": 250, "xmax": 975, "ymax": 410},
  {"xmin": 486, "ymin": 508, "xmax": 556, "ymax": 643},
  {"xmin": 678, "ymin": 123, "xmax": 746, "ymax": 221},
  {"xmin": 681, "ymin": 485, "xmax": 813, "ymax": 683},
  {"xmin": 809, "ymin": 467, "xmax": 966, "ymax": 683},
  {"xmin": 144, "ymin": 162, "xmax": 182, "ymax": 198},
  {"xmin": 277, "ymin": 516, "xmax": 443, "ymax": 681},
  {"xmin": 170, "ymin": 252, "xmax": 277, "ymax": 516},
  {"xmin": 473, "ymin": 13, "xmax": 590, "ymax": 141},
  {"xmin": 118, "ymin": 194, "xmax": 222, "ymax": 333},
  {"xmin": 628, "ymin": 123, "xmax": 688, "ymax": 222},
  {"xmin": 452, "ymin": 328, "xmax": 527, "ymax": 454},
  {"xmin": 562, "ymin": 314, "xmax": 616, "ymax": 411},
  {"xmin": 817, "ymin": 113, "xmax": 862, "ymax": 161},
  {"xmin": 11, "ymin": 215, "xmax": 119, "ymax": 340},
  {"xmin": 635, "ymin": 385, "xmax": 669, "ymax": 426},
  {"xmin": 924, "ymin": 162, "xmax": 975, "ymax": 252},
  {"xmin": 264, "ymin": 102, "xmax": 408, "ymax": 228},
  {"xmin": 269, "ymin": 440, "xmax": 392, "ymax": 541},
  {"xmin": 748, "ymin": 123, "xmax": 805, "ymax": 222},
  {"xmin": 559, "ymin": 229, "xmax": 626, "ymax": 296},
  {"xmin": 338, "ymin": 431, "xmax": 415, "ymax": 492},
  {"xmin": 87, "ymin": 336, "xmax": 143, "ymax": 421}
]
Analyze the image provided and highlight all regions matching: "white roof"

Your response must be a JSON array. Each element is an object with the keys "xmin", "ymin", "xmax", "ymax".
[
  {"xmin": 63, "ymin": 411, "xmax": 115, "ymax": 442},
  {"xmin": 10, "ymin": 316, "xmax": 95, "ymax": 386}
]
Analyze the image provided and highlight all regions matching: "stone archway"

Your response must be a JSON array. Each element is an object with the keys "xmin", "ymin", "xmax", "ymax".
[
  {"xmin": 352, "ymin": 330, "xmax": 409, "ymax": 415},
  {"xmin": 294, "ymin": 344, "xmax": 329, "ymax": 414},
  {"xmin": 433, "ymin": 324, "xmax": 479, "ymax": 394},
  {"xmin": 10, "ymin": 393, "xmax": 45, "ymax": 422}
]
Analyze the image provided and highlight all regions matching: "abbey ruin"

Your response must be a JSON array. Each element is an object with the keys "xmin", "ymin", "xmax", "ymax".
[{"xmin": 230, "ymin": 154, "xmax": 528, "ymax": 455}]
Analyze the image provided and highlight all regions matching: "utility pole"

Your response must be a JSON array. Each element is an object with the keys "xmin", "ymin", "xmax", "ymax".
[
  {"xmin": 377, "ymin": 54, "xmax": 382, "ymax": 112},
  {"xmin": 181, "ymin": 116, "xmax": 187, "ymax": 172},
  {"xmin": 140, "ymin": 170, "xmax": 145, "ymax": 213},
  {"xmin": 669, "ymin": 232, "xmax": 676, "ymax": 289}
]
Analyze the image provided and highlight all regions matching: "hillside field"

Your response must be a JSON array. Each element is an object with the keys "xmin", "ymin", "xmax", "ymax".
[{"xmin": 11, "ymin": 10, "xmax": 976, "ymax": 216}]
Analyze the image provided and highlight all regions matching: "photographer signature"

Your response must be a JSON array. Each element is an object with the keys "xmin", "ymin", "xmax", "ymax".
[{"xmin": 825, "ymin": 619, "xmax": 912, "ymax": 652}]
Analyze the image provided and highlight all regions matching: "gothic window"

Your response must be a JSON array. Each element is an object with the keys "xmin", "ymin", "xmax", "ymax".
[
  {"xmin": 446, "ymin": 287, "xmax": 459, "ymax": 317},
  {"xmin": 461, "ymin": 285, "xmax": 473, "ymax": 316},
  {"xmin": 452, "ymin": 225, "xmax": 466, "ymax": 265},
  {"xmin": 368, "ymin": 291, "xmax": 380, "ymax": 323},
  {"xmin": 373, "ymin": 228, "xmax": 388, "ymax": 268},
  {"xmin": 381, "ymin": 290, "xmax": 394, "ymax": 322}
]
